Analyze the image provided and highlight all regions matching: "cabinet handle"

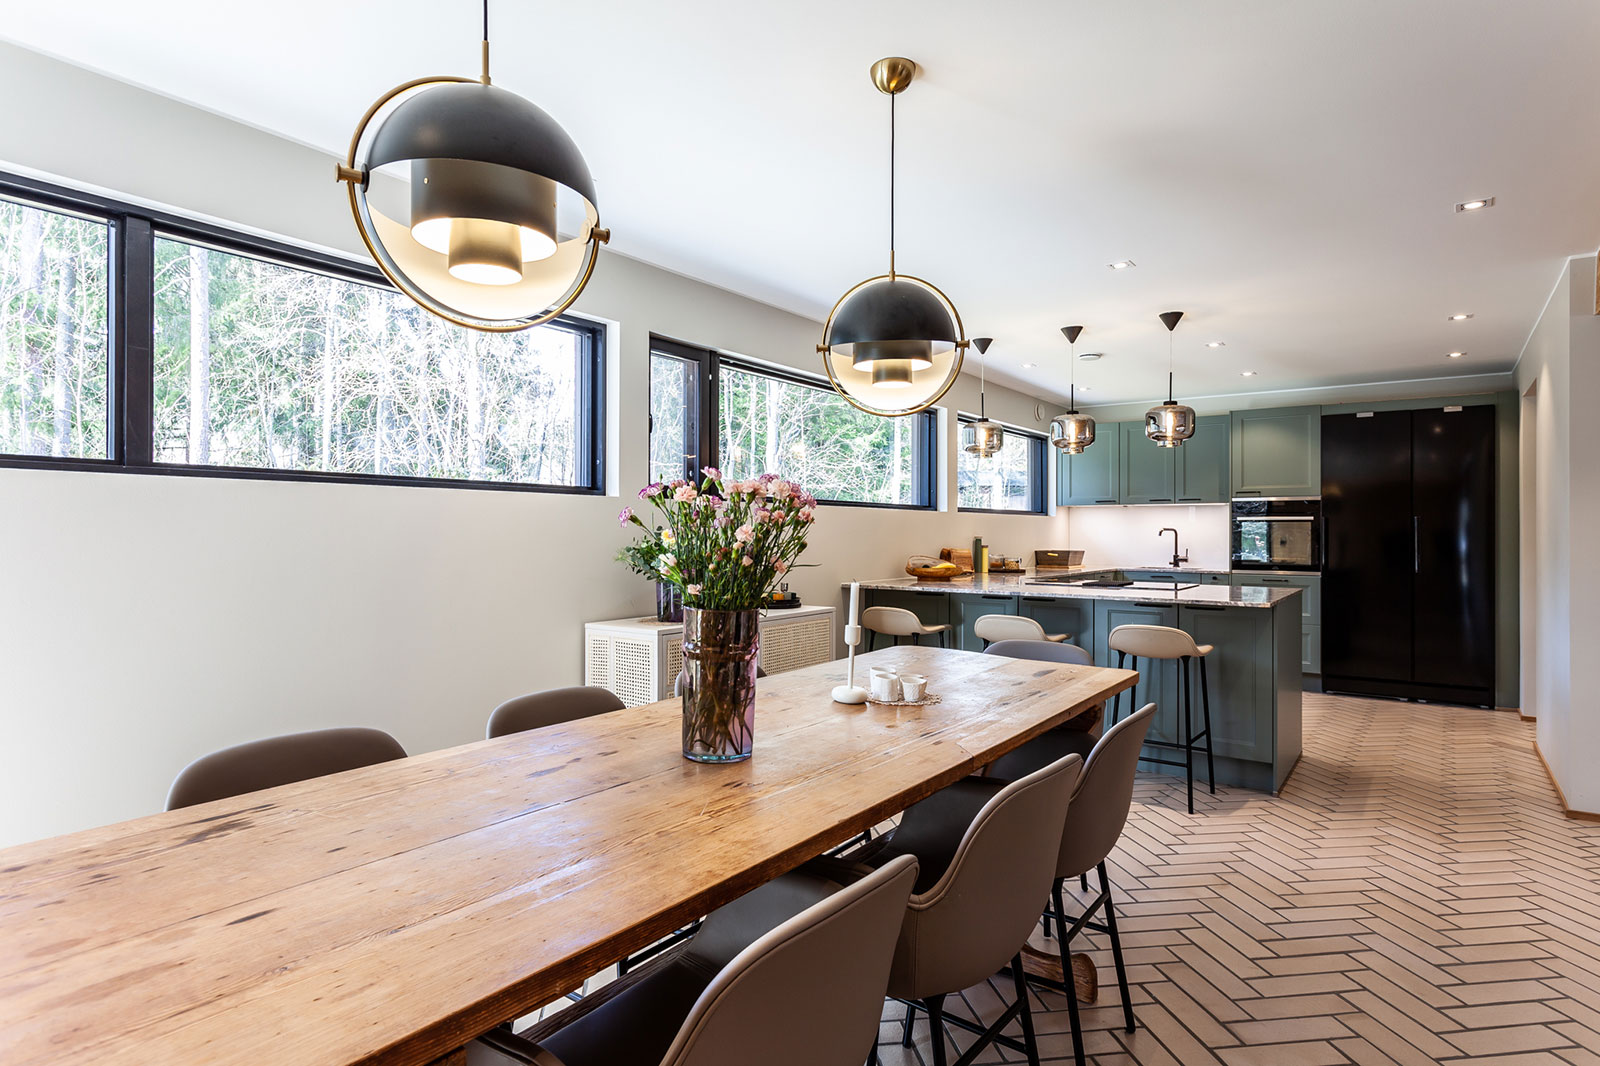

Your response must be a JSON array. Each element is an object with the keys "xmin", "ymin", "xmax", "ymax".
[
  {"xmin": 1185, "ymin": 605, "xmax": 1225, "ymax": 612},
  {"xmin": 914, "ymin": 591, "xmax": 944, "ymax": 597},
  {"xmin": 1236, "ymin": 490, "xmax": 1261, "ymax": 496},
  {"xmin": 1094, "ymin": 498, "xmax": 1118, "ymax": 504},
  {"xmin": 1149, "ymin": 498, "xmax": 1174, "ymax": 503},
  {"xmin": 1413, "ymin": 516, "xmax": 1420, "ymax": 573},
  {"xmin": 1179, "ymin": 497, "xmax": 1203, "ymax": 502},
  {"xmin": 1261, "ymin": 578, "xmax": 1290, "ymax": 584},
  {"xmin": 1022, "ymin": 596, "xmax": 1054, "ymax": 603}
]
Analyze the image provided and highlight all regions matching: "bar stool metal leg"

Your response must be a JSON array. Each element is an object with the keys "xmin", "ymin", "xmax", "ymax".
[
  {"xmin": 1182, "ymin": 655, "xmax": 1195, "ymax": 815},
  {"xmin": 1200, "ymin": 655, "xmax": 1216, "ymax": 794}
]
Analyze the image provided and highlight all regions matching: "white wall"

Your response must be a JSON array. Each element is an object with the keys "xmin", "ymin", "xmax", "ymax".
[
  {"xmin": 1064, "ymin": 504, "xmax": 1230, "ymax": 571},
  {"xmin": 0, "ymin": 45, "xmax": 1068, "ymax": 845},
  {"xmin": 1514, "ymin": 255, "xmax": 1598, "ymax": 812}
]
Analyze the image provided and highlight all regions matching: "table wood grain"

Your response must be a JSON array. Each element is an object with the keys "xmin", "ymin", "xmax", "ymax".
[{"xmin": 0, "ymin": 646, "xmax": 1135, "ymax": 1066}]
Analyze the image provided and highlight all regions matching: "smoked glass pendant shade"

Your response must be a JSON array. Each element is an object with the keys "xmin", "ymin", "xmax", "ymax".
[
  {"xmin": 1051, "ymin": 412, "xmax": 1097, "ymax": 454},
  {"xmin": 962, "ymin": 418, "xmax": 1005, "ymax": 457},
  {"xmin": 340, "ymin": 80, "xmax": 606, "ymax": 331},
  {"xmin": 1145, "ymin": 399, "xmax": 1197, "ymax": 448}
]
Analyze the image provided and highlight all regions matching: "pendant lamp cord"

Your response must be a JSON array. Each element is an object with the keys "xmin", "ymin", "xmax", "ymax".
[
  {"xmin": 480, "ymin": 0, "xmax": 491, "ymax": 83},
  {"xmin": 1069, "ymin": 338, "xmax": 1076, "ymax": 412},
  {"xmin": 979, "ymin": 343, "xmax": 986, "ymax": 419},
  {"xmin": 1168, "ymin": 330, "xmax": 1175, "ymax": 403},
  {"xmin": 888, "ymin": 91, "xmax": 896, "ymax": 278}
]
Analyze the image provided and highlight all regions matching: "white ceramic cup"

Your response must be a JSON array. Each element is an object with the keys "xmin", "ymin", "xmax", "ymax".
[
  {"xmin": 901, "ymin": 674, "xmax": 927, "ymax": 701},
  {"xmin": 870, "ymin": 669, "xmax": 902, "ymax": 702}
]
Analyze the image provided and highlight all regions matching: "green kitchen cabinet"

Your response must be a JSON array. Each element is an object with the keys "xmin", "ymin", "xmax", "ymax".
[
  {"xmin": 1176, "ymin": 415, "xmax": 1231, "ymax": 503},
  {"xmin": 1093, "ymin": 600, "xmax": 1180, "ymax": 752},
  {"xmin": 1178, "ymin": 604, "xmax": 1274, "ymax": 764},
  {"xmin": 1019, "ymin": 595, "xmax": 1095, "ymax": 650},
  {"xmin": 1230, "ymin": 406, "xmax": 1322, "ymax": 497},
  {"xmin": 1058, "ymin": 423, "xmax": 1123, "ymax": 505},
  {"xmin": 1119, "ymin": 421, "xmax": 1177, "ymax": 504},
  {"xmin": 952, "ymin": 593, "xmax": 1019, "ymax": 652},
  {"xmin": 1232, "ymin": 573, "xmax": 1319, "ymax": 675}
]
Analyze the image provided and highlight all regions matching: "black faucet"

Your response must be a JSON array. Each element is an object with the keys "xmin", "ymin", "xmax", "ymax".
[{"xmin": 1159, "ymin": 527, "xmax": 1189, "ymax": 568}]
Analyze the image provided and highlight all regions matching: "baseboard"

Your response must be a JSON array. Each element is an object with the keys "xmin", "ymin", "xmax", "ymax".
[
  {"xmin": 1532, "ymin": 741, "xmax": 1600, "ymax": 822},
  {"xmin": 1519, "ymin": 713, "xmax": 1535, "ymax": 722}
]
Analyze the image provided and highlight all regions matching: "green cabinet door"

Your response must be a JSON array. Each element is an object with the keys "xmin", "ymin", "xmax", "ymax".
[
  {"xmin": 1018, "ymin": 596, "xmax": 1095, "ymax": 651},
  {"xmin": 1178, "ymin": 604, "xmax": 1274, "ymax": 763},
  {"xmin": 1231, "ymin": 574, "xmax": 1319, "ymax": 628},
  {"xmin": 1230, "ymin": 406, "xmax": 1322, "ymax": 497},
  {"xmin": 953, "ymin": 593, "xmax": 1019, "ymax": 652},
  {"xmin": 1119, "ymin": 421, "xmax": 1176, "ymax": 504},
  {"xmin": 1094, "ymin": 600, "xmax": 1179, "ymax": 751},
  {"xmin": 1060, "ymin": 423, "xmax": 1123, "ymax": 505},
  {"xmin": 1176, "ymin": 414, "xmax": 1230, "ymax": 502}
]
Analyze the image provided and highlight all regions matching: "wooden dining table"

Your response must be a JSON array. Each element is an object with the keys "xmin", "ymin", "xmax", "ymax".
[{"xmin": 0, "ymin": 644, "xmax": 1135, "ymax": 1066}]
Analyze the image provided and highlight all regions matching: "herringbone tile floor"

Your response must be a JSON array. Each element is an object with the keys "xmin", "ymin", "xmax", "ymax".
[{"xmin": 875, "ymin": 692, "xmax": 1600, "ymax": 1065}]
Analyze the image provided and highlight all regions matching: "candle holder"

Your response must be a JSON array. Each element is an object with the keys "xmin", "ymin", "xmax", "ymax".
[{"xmin": 832, "ymin": 622, "xmax": 870, "ymax": 704}]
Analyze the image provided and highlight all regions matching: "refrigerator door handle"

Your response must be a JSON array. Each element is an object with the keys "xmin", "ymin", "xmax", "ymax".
[{"xmin": 1413, "ymin": 515, "xmax": 1420, "ymax": 573}]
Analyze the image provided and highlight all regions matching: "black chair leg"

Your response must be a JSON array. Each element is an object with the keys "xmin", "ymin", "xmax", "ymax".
[
  {"xmin": 924, "ymin": 994, "xmax": 949, "ymax": 1066},
  {"xmin": 1200, "ymin": 655, "xmax": 1216, "ymax": 794},
  {"xmin": 1080, "ymin": 872, "xmax": 1089, "ymax": 891},
  {"xmin": 901, "ymin": 1000, "xmax": 917, "ymax": 1046},
  {"xmin": 1009, "ymin": 952, "xmax": 1042, "ymax": 1066},
  {"xmin": 1182, "ymin": 656, "xmax": 1195, "ymax": 815},
  {"xmin": 1051, "ymin": 879, "xmax": 1087, "ymax": 1066},
  {"xmin": 913, "ymin": 632, "xmax": 920, "ymax": 646},
  {"xmin": 1098, "ymin": 861, "xmax": 1137, "ymax": 1034}
]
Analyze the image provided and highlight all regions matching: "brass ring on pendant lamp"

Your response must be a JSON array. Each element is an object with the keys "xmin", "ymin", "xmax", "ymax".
[
  {"xmin": 336, "ymin": 75, "xmax": 611, "ymax": 334},
  {"xmin": 817, "ymin": 272, "xmax": 969, "ymax": 417}
]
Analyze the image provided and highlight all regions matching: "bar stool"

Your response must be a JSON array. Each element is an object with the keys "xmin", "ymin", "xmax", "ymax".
[
  {"xmin": 861, "ymin": 606, "xmax": 951, "ymax": 650},
  {"xmin": 972, "ymin": 614, "xmax": 1070, "ymax": 646},
  {"xmin": 1106, "ymin": 624, "xmax": 1215, "ymax": 815}
]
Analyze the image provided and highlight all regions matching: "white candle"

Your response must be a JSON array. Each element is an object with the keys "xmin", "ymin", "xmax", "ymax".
[{"xmin": 848, "ymin": 581, "xmax": 860, "ymax": 629}]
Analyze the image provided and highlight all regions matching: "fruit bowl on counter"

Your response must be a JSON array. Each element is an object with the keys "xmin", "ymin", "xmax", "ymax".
[{"xmin": 905, "ymin": 556, "xmax": 965, "ymax": 580}]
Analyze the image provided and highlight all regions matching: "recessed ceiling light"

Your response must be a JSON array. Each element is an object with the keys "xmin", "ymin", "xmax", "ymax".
[
  {"xmin": 1107, "ymin": 260, "xmax": 1136, "ymax": 270},
  {"xmin": 1240, "ymin": 370, "xmax": 1256, "ymax": 377},
  {"xmin": 1448, "ymin": 351, "xmax": 1465, "ymax": 359},
  {"xmin": 1455, "ymin": 197, "xmax": 1495, "ymax": 212},
  {"xmin": 1021, "ymin": 362, "xmax": 1037, "ymax": 369},
  {"xmin": 1206, "ymin": 341, "xmax": 1226, "ymax": 348},
  {"xmin": 1448, "ymin": 313, "xmax": 1474, "ymax": 321},
  {"xmin": 1077, "ymin": 352, "xmax": 1103, "ymax": 361}
]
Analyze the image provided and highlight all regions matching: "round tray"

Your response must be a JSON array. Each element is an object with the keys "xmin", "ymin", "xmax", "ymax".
[{"xmin": 867, "ymin": 693, "xmax": 943, "ymax": 707}]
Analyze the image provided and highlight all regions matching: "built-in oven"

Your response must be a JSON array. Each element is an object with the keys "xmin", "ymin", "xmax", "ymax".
[{"xmin": 1230, "ymin": 497, "xmax": 1322, "ymax": 572}]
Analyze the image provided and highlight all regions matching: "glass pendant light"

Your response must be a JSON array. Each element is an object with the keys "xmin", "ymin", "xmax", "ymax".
[
  {"xmin": 818, "ymin": 58, "xmax": 967, "ymax": 417},
  {"xmin": 335, "ymin": 0, "xmax": 609, "ymax": 331},
  {"xmin": 1050, "ymin": 325, "xmax": 1096, "ymax": 453},
  {"xmin": 1146, "ymin": 310, "xmax": 1197, "ymax": 447},
  {"xmin": 961, "ymin": 338, "xmax": 1005, "ymax": 456}
]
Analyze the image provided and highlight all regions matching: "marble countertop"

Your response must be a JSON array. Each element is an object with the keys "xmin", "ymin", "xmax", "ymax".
[{"xmin": 845, "ymin": 571, "xmax": 1300, "ymax": 608}]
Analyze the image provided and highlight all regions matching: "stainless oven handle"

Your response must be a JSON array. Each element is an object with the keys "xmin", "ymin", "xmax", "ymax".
[{"xmin": 1245, "ymin": 515, "xmax": 1316, "ymax": 522}]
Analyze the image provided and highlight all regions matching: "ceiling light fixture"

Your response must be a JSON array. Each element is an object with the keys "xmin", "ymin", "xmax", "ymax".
[
  {"xmin": 962, "ymin": 338, "xmax": 1005, "ymax": 457},
  {"xmin": 1050, "ymin": 325, "xmax": 1096, "ymax": 454},
  {"xmin": 1108, "ymin": 260, "xmax": 1137, "ymax": 270},
  {"xmin": 1206, "ymin": 341, "xmax": 1226, "ymax": 348},
  {"xmin": 1455, "ymin": 197, "xmax": 1495, "ymax": 212},
  {"xmin": 1448, "ymin": 351, "xmax": 1465, "ymax": 359},
  {"xmin": 1022, "ymin": 361, "xmax": 1037, "ymax": 369},
  {"xmin": 1240, "ymin": 370, "xmax": 1257, "ymax": 377},
  {"xmin": 335, "ymin": 0, "xmax": 607, "ymax": 330},
  {"xmin": 1146, "ymin": 311, "xmax": 1196, "ymax": 448},
  {"xmin": 818, "ymin": 57, "xmax": 966, "ymax": 417},
  {"xmin": 1448, "ymin": 313, "xmax": 1474, "ymax": 321}
]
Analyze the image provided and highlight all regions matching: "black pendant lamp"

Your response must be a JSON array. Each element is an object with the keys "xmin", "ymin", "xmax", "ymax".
[
  {"xmin": 818, "ymin": 58, "xmax": 967, "ymax": 416},
  {"xmin": 961, "ymin": 338, "xmax": 1004, "ymax": 457},
  {"xmin": 1146, "ymin": 310, "xmax": 1197, "ymax": 447},
  {"xmin": 1050, "ymin": 325, "xmax": 1096, "ymax": 453},
  {"xmin": 335, "ymin": 0, "xmax": 608, "ymax": 331}
]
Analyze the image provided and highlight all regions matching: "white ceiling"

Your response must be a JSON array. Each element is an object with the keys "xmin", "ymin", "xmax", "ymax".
[{"xmin": 5, "ymin": 0, "xmax": 1599, "ymax": 406}]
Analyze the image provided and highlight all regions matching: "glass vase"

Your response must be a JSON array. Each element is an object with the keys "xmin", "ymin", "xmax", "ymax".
[
  {"xmin": 680, "ymin": 607, "xmax": 760, "ymax": 763},
  {"xmin": 656, "ymin": 581, "xmax": 684, "ymax": 623}
]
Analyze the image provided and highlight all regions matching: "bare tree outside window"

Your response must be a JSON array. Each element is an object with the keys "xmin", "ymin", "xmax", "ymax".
[
  {"xmin": 957, "ymin": 420, "xmax": 1043, "ymax": 512},
  {"xmin": 151, "ymin": 238, "xmax": 588, "ymax": 486},
  {"xmin": 0, "ymin": 199, "xmax": 109, "ymax": 460}
]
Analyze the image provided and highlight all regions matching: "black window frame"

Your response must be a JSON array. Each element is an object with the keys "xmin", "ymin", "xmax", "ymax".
[
  {"xmin": 0, "ymin": 170, "xmax": 606, "ymax": 496},
  {"xmin": 649, "ymin": 335, "xmax": 938, "ymax": 511},
  {"xmin": 954, "ymin": 415, "xmax": 1049, "ymax": 515}
]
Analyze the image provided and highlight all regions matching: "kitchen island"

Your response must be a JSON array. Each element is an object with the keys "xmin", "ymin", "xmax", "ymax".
[{"xmin": 848, "ymin": 570, "xmax": 1302, "ymax": 793}]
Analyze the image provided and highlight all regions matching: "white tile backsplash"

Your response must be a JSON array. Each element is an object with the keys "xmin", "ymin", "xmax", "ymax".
[{"xmin": 1065, "ymin": 503, "xmax": 1231, "ymax": 570}]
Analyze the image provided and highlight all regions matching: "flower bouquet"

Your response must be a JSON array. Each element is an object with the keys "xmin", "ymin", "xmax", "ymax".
[{"xmin": 620, "ymin": 469, "xmax": 816, "ymax": 761}]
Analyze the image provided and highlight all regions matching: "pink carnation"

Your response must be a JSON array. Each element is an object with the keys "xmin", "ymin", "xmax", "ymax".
[{"xmin": 618, "ymin": 506, "xmax": 634, "ymax": 526}]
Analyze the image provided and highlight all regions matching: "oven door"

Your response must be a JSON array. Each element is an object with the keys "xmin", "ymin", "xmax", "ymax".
[{"xmin": 1231, "ymin": 515, "xmax": 1321, "ymax": 571}]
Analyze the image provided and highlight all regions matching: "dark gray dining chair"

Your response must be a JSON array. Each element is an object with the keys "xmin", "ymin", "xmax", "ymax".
[
  {"xmin": 487, "ymin": 686, "xmax": 626, "ymax": 739},
  {"xmin": 983, "ymin": 639, "xmax": 1093, "ymax": 665},
  {"xmin": 166, "ymin": 727, "xmax": 407, "ymax": 810},
  {"xmin": 469, "ymin": 855, "xmax": 920, "ymax": 1066}
]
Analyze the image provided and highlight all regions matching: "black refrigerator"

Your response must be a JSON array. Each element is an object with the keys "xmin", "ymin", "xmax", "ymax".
[{"xmin": 1321, "ymin": 405, "xmax": 1496, "ymax": 706}]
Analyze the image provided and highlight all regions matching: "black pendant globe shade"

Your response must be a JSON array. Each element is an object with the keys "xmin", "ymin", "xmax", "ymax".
[{"xmin": 339, "ymin": 65, "xmax": 608, "ymax": 331}]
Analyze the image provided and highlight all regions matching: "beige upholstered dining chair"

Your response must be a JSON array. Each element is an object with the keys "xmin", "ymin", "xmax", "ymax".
[
  {"xmin": 165, "ymin": 727, "xmax": 407, "ymax": 810},
  {"xmin": 469, "ymin": 854, "xmax": 920, "ymax": 1066},
  {"xmin": 972, "ymin": 613, "xmax": 1069, "ymax": 645},
  {"xmin": 487, "ymin": 686, "xmax": 626, "ymax": 739},
  {"xmin": 829, "ymin": 751, "xmax": 1084, "ymax": 1066}
]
